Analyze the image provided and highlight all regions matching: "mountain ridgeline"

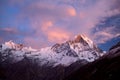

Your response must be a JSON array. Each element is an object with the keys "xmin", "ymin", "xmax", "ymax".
[{"xmin": 0, "ymin": 34, "xmax": 120, "ymax": 80}]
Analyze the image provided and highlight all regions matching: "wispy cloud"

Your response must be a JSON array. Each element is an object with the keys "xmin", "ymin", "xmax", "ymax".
[
  {"xmin": 0, "ymin": 27, "xmax": 19, "ymax": 43},
  {"xmin": 0, "ymin": 27, "xmax": 18, "ymax": 34},
  {"xmin": 93, "ymin": 27, "xmax": 120, "ymax": 44}
]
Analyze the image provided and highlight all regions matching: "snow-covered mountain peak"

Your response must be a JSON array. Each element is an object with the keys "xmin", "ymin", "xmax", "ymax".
[
  {"xmin": 1, "ymin": 40, "xmax": 37, "ymax": 51},
  {"xmin": 1, "ymin": 40, "xmax": 23, "ymax": 50},
  {"xmin": 73, "ymin": 34, "xmax": 94, "ymax": 48}
]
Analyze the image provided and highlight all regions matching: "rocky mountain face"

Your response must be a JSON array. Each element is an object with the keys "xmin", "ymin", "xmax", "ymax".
[
  {"xmin": 64, "ymin": 41, "xmax": 120, "ymax": 80},
  {"xmin": 0, "ymin": 34, "xmax": 115, "ymax": 80}
]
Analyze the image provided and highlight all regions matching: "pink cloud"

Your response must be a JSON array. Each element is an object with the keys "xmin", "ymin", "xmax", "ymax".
[
  {"xmin": 40, "ymin": 21, "xmax": 72, "ymax": 43},
  {"xmin": 0, "ymin": 27, "xmax": 18, "ymax": 34},
  {"xmin": 47, "ymin": 28, "xmax": 71, "ymax": 43},
  {"xmin": 66, "ymin": 6, "xmax": 76, "ymax": 16},
  {"xmin": 41, "ymin": 21, "xmax": 53, "ymax": 31}
]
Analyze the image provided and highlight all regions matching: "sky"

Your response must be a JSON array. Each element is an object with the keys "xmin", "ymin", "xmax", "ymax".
[{"xmin": 0, "ymin": 0, "xmax": 120, "ymax": 51}]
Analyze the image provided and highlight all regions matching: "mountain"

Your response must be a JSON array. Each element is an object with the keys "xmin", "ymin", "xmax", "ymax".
[
  {"xmin": 64, "ymin": 41, "xmax": 120, "ymax": 80},
  {"xmin": 0, "ymin": 34, "xmax": 103, "ymax": 80},
  {"xmin": 0, "ymin": 34, "xmax": 103, "ymax": 66}
]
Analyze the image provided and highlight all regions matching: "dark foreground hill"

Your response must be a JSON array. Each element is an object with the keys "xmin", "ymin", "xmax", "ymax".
[{"xmin": 64, "ymin": 41, "xmax": 120, "ymax": 80}]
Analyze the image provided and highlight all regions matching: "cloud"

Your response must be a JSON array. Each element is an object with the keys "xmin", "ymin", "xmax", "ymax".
[
  {"xmin": 72, "ymin": 0, "xmax": 120, "ymax": 44},
  {"xmin": 21, "ymin": 2, "xmax": 76, "ymax": 44},
  {"xmin": 2, "ymin": 0, "xmax": 119, "ymax": 48},
  {"xmin": 0, "ymin": 27, "xmax": 30, "ymax": 44},
  {"xmin": 77, "ymin": 0, "xmax": 120, "ymax": 29},
  {"xmin": 0, "ymin": 27, "xmax": 18, "ymax": 34},
  {"xmin": 23, "ymin": 2, "xmax": 76, "ymax": 20},
  {"xmin": 0, "ymin": 27, "xmax": 19, "ymax": 43},
  {"xmin": 41, "ymin": 21, "xmax": 53, "ymax": 31},
  {"xmin": 46, "ymin": 28, "xmax": 71, "ymax": 43},
  {"xmin": 0, "ymin": 27, "xmax": 19, "ymax": 39},
  {"xmin": 93, "ymin": 27, "xmax": 120, "ymax": 44},
  {"xmin": 66, "ymin": 6, "xmax": 76, "ymax": 16},
  {"xmin": 41, "ymin": 20, "xmax": 73, "ymax": 43},
  {"xmin": 25, "ymin": 0, "xmax": 120, "ymax": 46}
]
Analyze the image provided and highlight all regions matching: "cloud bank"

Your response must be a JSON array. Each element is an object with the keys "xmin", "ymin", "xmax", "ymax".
[{"xmin": 0, "ymin": 0, "xmax": 120, "ymax": 48}]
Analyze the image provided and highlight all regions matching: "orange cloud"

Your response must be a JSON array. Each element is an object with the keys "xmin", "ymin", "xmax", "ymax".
[
  {"xmin": 40, "ymin": 21, "xmax": 71, "ymax": 43},
  {"xmin": 47, "ymin": 30, "xmax": 70, "ymax": 42},
  {"xmin": 67, "ymin": 7, "xmax": 76, "ymax": 16},
  {"xmin": 47, "ymin": 29, "xmax": 71, "ymax": 43}
]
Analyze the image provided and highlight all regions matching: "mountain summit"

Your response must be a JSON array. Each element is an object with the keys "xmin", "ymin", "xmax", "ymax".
[
  {"xmin": 73, "ymin": 34, "xmax": 93, "ymax": 47},
  {"xmin": 69, "ymin": 34, "xmax": 101, "ymax": 53}
]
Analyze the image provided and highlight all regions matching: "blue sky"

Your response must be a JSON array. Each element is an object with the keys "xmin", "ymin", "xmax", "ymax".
[{"xmin": 0, "ymin": 0, "xmax": 120, "ymax": 51}]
